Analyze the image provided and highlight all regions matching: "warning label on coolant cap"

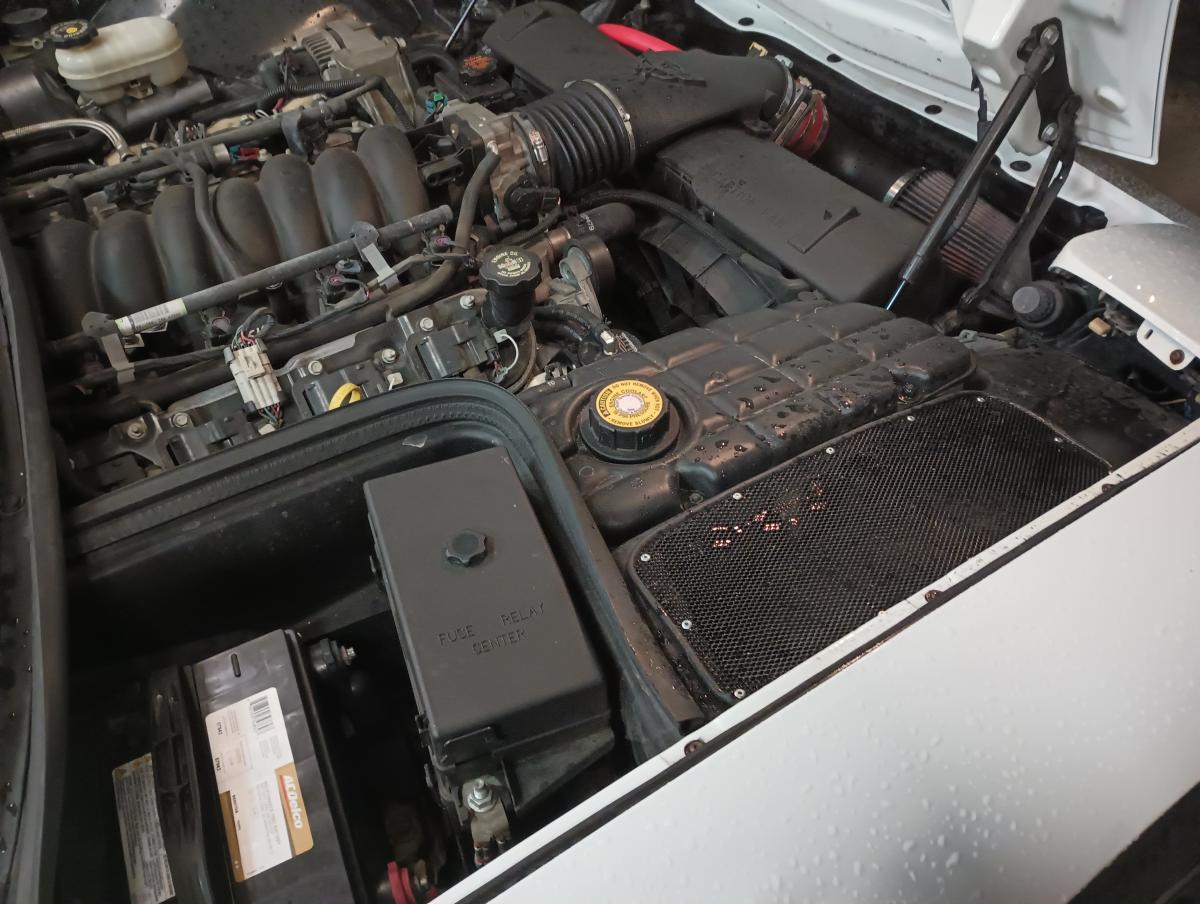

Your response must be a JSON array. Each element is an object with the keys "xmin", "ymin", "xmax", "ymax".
[
  {"xmin": 112, "ymin": 753, "xmax": 175, "ymax": 904},
  {"xmin": 206, "ymin": 686, "xmax": 314, "ymax": 881}
]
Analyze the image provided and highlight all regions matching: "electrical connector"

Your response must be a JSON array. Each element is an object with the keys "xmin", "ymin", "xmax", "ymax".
[{"xmin": 224, "ymin": 338, "xmax": 282, "ymax": 414}]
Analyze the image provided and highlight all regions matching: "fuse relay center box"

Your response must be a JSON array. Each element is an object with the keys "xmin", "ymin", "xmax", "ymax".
[{"xmin": 365, "ymin": 447, "xmax": 609, "ymax": 773}]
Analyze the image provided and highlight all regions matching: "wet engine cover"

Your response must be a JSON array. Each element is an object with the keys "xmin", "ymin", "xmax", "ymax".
[{"xmin": 522, "ymin": 294, "xmax": 974, "ymax": 541}]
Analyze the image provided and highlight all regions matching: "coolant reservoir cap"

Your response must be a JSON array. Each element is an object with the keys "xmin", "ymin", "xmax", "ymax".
[{"xmin": 580, "ymin": 379, "xmax": 678, "ymax": 462}]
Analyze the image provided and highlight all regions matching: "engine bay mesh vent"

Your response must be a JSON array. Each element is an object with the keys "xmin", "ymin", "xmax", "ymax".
[{"xmin": 631, "ymin": 394, "xmax": 1109, "ymax": 700}]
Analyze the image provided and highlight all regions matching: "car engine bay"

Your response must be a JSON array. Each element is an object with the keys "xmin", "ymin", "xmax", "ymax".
[{"xmin": 0, "ymin": 0, "xmax": 1195, "ymax": 901}]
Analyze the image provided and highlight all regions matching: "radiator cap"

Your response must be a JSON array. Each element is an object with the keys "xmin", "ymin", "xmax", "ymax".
[{"xmin": 580, "ymin": 379, "xmax": 677, "ymax": 462}]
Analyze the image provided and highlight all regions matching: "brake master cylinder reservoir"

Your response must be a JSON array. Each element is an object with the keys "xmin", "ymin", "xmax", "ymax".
[{"xmin": 53, "ymin": 17, "xmax": 187, "ymax": 103}]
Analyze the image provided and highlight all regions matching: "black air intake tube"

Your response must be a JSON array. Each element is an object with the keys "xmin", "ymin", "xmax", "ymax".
[
  {"xmin": 814, "ymin": 125, "xmax": 1017, "ymax": 285},
  {"xmin": 490, "ymin": 4, "xmax": 792, "ymax": 196},
  {"xmin": 521, "ymin": 82, "xmax": 636, "ymax": 196},
  {"xmin": 517, "ymin": 50, "xmax": 790, "ymax": 196}
]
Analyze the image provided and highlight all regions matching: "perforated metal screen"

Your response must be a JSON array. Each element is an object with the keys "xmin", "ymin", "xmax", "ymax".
[{"xmin": 631, "ymin": 394, "xmax": 1109, "ymax": 700}]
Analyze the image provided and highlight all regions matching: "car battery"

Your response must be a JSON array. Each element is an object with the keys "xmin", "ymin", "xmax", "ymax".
[{"xmin": 151, "ymin": 630, "xmax": 363, "ymax": 903}]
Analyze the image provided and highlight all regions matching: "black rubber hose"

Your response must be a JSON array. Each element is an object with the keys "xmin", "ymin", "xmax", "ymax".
[
  {"xmin": 536, "ymin": 315, "xmax": 585, "ymax": 339},
  {"xmin": 0, "ymin": 133, "xmax": 106, "ymax": 176},
  {"xmin": 185, "ymin": 162, "xmax": 252, "ymax": 280},
  {"xmin": 523, "ymin": 82, "xmax": 633, "ymax": 196},
  {"xmin": 385, "ymin": 147, "xmax": 499, "ymax": 316},
  {"xmin": 534, "ymin": 312, "xmax": 589, "ymax": 345},
  {"xmin": 5, "ymin": 162, "xmax": 98, "ymax": 184},
  {"xmin": 574, "ymin": 188, "xmax": 744, "ymax": 256},
  {"xmin": 810, "ymin": 122, "xmax": 911, "ymax": 202},
  {"xmin": 193, "ymin": 75, "xmax": 371, "ymax": 123},
  {"xmin": 507, "ymin": 209, "xmax": 565, "ymax": 246},
  {"xmin": 54, "ymin": 432, "xmax": 103, "ymax": 502},
  {"xmin": 533, "ymin": 311, "xmax": 595, "ymax": 367},
  {"xmin": 534, "ymin": 303, "xmax": 606, "ymax": 337},
  {"xmin": 59, "ymin": 152, "xmax": 501, "ymax": 424}
]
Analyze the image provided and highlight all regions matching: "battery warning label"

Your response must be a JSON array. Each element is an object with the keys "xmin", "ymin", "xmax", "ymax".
[
  {"xmin": 205, "ymin": 686, "xmax": 314, "ymax": 881},
  {"xmin": 113, "ymin": 753, "xmax": 175, "ymax": 904}
]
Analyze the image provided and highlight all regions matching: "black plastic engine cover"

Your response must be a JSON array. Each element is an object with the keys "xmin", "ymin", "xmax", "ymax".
[
  {"xmin": 365, "ymin": 447, "xmax": 610, "ymax": 774},
  {"xmin": 655, "ymin": 127, "xmax": 938, "ymax": 308},
  {"xmin": 523, "ymin": 296, "xmax": 973, "ymax": 541}
]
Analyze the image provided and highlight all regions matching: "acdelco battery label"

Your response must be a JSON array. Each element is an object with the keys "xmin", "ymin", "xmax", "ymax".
[
  {"xmin": 205, "ymin": 687, "xmax": 314, "ymax": 881},
  {"xmin": 112, "ymin": 753, "xmax": 175, "ymax": 904}
]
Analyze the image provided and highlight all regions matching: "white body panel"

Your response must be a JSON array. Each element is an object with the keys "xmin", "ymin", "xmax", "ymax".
[
  {"xmin": 443, "ymin": 419, "xmax": 1200, "ymax": 902},
  {"xmin": 697, "ymin": 0, "xmax": 1178, "ymax": 225}
]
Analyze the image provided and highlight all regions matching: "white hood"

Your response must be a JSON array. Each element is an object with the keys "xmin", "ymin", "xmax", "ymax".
[{"xmin": 698, "ymin": 0, "xmax": 1179, "ymax": 164}]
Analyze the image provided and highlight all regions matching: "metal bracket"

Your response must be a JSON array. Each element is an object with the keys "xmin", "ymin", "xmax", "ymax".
[
  {"xmin": 80, "ymin": 310, "xmax": 136, "ymax": 384},
  {"xmin": 963, "ymin": 106, "xmax": 1079, "ymax": 313},
  {"xmin": 350, "ymin": 220, "xmax": 400, "ymax": 289},
  {"xmin": 887, "ymin": 18, "xmax": 1078, "ymax": 313},
  {"xmin": 1023, "ymin": 21, "xmax": 1073, "ymax": 146},
  {"xmin": 98, "ymin": 332, "xmax": 136, "ymax": 385},
  {"xmin": 960, "ymin": 20, "xmax": 1081, "ymax": 314}
]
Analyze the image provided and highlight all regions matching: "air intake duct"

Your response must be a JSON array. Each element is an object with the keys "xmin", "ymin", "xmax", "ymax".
[
  {"xmin": 520, "ymin": 82, "xmax": 635, "ymax": 197},
  {"xmin": 516, "ymin": 50, "xmax": 790, "ymax": 196},
  {"xmin": 812, "ymin": 125, "xmax": 1016, "ymax": 285},
  {"xmin": 493, "ymin": 4, "xmax": 791, "ymax": 197}
]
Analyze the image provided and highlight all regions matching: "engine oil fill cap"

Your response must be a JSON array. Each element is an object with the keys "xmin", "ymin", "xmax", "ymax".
[{"xmin": 581, "ymin": 379, "xmax": 678, "ymax": 462}]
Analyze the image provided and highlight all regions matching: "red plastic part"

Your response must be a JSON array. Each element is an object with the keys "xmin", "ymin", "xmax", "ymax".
[
  {"xmin": 596, "ymin": 23, "xmax": 680, "ymax": 53},
  {"xmin": 389, "ymin": 861, "xmax": 419, "ymax": 904},
  {"xmin": 596, "ymin": 22, "xmax": 829, "ymax": 157},
  {"xmin": 783, "ymin": 92, "xmax": 831, "ymax": 159}
]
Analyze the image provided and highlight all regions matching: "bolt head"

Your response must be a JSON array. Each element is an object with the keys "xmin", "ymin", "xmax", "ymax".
[
  {"xmin": 639, "ymin": 552, "xmax": 652, "ymax": 563},
  {"xmin": 681, "ymin": 619, "xmax": 693, "ymax": 631},
  {"xmin": 171, "ymin": 412, "xmax": 190, "ymax": 428},
  {"xmin": 125, "ymin": 421, "xmax": 147, "ymax": 440},
  {"xmin": 379, "ymin": 347, "xmax": 399, "ymax": 365},
  {"xmin": 459, "ymin": 295, "xmax": 475, "ymax": 310},
  {"xmin": 419, "ymin": 316, "xmax": 436, "ymax": 332},
  {"xmin": 1041, "ymin": 23, "xmax": 1060, "ymax": 45},
  {"xmin": 467, "ymin": 777, "xmax": 497, "ymax": 813},
  {"xmin": 1040, "ymin": 122, "xmax": 1059, "ymax": 142},
  {"xmin": 825, "ymin": 446, "xmax": 836, "ymax": 455},
  {"xmin": 732, "ymin": 688, "xmax": 746, "ymax": 700},
  {"xmin": 445, "ymin": 530, "xmax": 488, "ymax": 567},
  {"xmin": 732, "ymin": 492, "xmax": 744, "ymax": 500},
  {"xmin": 309, "ymin": 359, "xmax": 324, "ymax": 375}
]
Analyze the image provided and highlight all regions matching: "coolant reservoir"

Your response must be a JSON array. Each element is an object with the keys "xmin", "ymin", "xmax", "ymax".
[{"xmin": 54, "ymin": 17, "xmax": 187, "ymax": 104}]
